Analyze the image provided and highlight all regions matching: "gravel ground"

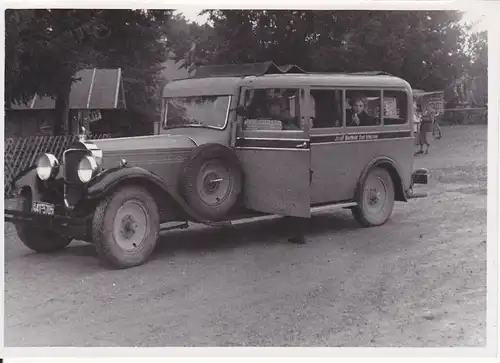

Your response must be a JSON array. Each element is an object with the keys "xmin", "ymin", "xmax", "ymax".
[{"xmin": 4, "ymin": 125, "xmax": 487, "ymax": 347}]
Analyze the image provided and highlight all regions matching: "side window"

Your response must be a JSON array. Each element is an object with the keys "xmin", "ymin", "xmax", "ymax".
[
  {"xmin": 345, "ymin": 90, "xmax": 382, "ymax": 127},
  {"xmin": 310, "ymin": 89, "xmax": 343, "ymax": 128},
  {"xmin": 383, "ymin": 90, "xmax": 408, "ymax": 125},
  {"xmin": 243, "ymin": 88, "xmax": 303, "ymax": 131}
]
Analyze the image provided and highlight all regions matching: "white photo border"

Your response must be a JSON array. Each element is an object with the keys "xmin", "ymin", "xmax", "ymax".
[{"xmin": 0, "ymin": 0, "xmax": 498, "ymax": 361}]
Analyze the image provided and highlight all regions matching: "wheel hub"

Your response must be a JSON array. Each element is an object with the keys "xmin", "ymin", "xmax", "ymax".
[
  {"xmin": 197, "ymin": 160, "xmax": 232, "ymax": 206},
  {"xmin": 120, "ymin": 214, "xmax": 139, "ymax": 239},
  {"xmin": 203, "ymin": 171, "xmax": 223, "ymax": 194},
  {"xmin": 113, "ymin": 201, "xmax": 149, "ymax": 251},
  {"xmin": 364, "ymin": 178, "xmax": 387, "ymax": 213},
  {"xmin": 367, "ymin": 188, "xmax": 381, "ymax": 205}
]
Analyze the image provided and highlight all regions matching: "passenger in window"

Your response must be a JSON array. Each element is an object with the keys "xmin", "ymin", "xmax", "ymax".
[
  {"xmin": 247, "ymin": 92, "xmax": 268, "ymax": 119},
  {"xmin": 346, "ymin": 96, "xmax": 374, "ymax": 126}
]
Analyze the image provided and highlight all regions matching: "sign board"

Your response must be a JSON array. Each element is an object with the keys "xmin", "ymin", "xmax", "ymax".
[
  {"xmin": 413, "ymin": 91, "xmax": 444, "ymax": 116},
  {"xmin": 82, "ymin": 110, "xmax": 102, "ymax": 123},
  {"xmin": 383, "ymin": 97, "xmax": 399, "ymax": 118}
]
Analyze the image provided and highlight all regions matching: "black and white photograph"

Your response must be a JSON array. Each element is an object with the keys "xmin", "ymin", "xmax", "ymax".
[{"xmin": 2, "ymin": 3, "xmax": 495, "ymax": 352}]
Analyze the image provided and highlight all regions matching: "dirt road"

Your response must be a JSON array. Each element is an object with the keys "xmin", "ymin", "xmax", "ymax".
[{"xmin": 4, "ymin": 125, "xmax": 487, "ymax": 347}]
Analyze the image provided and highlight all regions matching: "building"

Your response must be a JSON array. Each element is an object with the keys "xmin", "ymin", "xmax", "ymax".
[{"xmin": 5, "ymin": 68, "xmax": 127, "ymax": 137}]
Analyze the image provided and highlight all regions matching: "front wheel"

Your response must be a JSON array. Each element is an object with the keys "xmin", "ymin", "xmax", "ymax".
[
  {"xmin": 352, "ymin": 167, "xmax": 395, "ymax": 227},
  {"xmin": 14, "ymin": 195, "xmax": 72, "ymax": 253},
  {"xmin": 92, "ymin": 186, "xmax": 160, "ymax": 269}
]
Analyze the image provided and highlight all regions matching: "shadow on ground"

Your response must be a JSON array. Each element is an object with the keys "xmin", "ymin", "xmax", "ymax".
[{"xmin": 32, "ymin": 211, "xmax": 361, "ymax": 263}]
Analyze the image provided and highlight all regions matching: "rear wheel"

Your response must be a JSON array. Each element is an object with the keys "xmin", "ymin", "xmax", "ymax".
[
  {"xmin": 14, "ymin": 194, "xmax": 72, "ymax": 253},
  {"xmin": 352, "ymin": 167, "xmax": 395, "ymax": 227},
  {"xmin": 92, "ymin": 186, "xmax": 160, "ymax": 269}
]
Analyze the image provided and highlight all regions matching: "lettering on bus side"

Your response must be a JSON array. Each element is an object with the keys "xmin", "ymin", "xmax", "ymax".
[
  {"xmin": 344, "ymin": 133, "xmax": 379, "ymax": 142},
  {"xmin": 365, "ymin": 134, "xmax": 379, "ymax": 140},
  {"xmin": 310, "ymin": 131, "xmax": 408, "ymax": 144}
]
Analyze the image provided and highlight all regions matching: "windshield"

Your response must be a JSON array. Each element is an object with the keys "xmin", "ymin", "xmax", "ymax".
[{"xmin": 163, "ymin": 95, "xmax": 231, "ymax": 130}]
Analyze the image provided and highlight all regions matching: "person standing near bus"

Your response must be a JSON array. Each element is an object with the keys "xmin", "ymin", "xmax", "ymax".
[
  {"xmin": 413, "ymin": 100, "xmax": 422, "ymax": 151},
  {"xmin": 417, "ymin": 109, "xmax": 435, "ymax": 154}
]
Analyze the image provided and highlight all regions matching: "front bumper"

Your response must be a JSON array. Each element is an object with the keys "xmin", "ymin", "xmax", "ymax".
[{"xmin": 4, "ymin": 208, "xmax": 90, "ymax": 239}]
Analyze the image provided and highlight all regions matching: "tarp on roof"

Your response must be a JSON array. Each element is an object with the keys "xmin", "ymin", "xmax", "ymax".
[
  {"xmin": 348, "ymin": 71, "xmax": 393, "ymax": 76},
  {"xmin": 191, "ymin": 61, "xmax": 307, "ymax": 79},
  {"xmin": 9, "ymin": 68, "xmax": 127, "ymax": 110},
  {"xmin": 277, "ymin": 64, "xmax": 306, "ymax": 73}
]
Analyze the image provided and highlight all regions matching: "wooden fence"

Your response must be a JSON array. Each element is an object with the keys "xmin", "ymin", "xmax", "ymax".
[{"xmin": 4, "ymin": 134, "xmax": 110, "ymax": 199}]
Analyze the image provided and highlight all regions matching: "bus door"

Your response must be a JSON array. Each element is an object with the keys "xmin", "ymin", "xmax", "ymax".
[{"xmin": 234, "ymin": 86, "xmax": 312, "ymax": 218}]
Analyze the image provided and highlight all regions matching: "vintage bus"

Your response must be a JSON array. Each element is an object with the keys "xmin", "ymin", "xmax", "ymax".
[{"xmin": 6, "ymin": 62, "xmax": 429, "ymax": 269}]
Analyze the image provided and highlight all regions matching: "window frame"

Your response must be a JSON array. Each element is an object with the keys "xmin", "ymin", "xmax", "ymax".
[
  {"xmin": 380, "ymin": 88, "xmax": 410, "ymax": 127},
  {"xmin": 162, "ymin": 95, "xmax": 232, "ymax": 131},
  {"xmin": 238, "ymin": 86, "xmax": 308, "ymax": 134}
]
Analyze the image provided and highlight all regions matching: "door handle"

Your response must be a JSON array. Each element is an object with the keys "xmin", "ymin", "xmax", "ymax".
[{"xmin": 295, "ymin": 141, "xmax": 308, "ymax": 148}]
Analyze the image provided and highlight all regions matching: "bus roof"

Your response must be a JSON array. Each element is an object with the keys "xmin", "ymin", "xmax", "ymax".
[{"xmin": 162, "ymin": 70, "xmax": 411, "ymax": 98}]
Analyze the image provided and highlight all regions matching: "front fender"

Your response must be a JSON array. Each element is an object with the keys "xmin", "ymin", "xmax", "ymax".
[
  {"xmin": 11, "ymin": 166, "xmax": 42, "ymax": 199},
  {"xmin": 356, "ymin": 156, "xmax": 407, "ymax": 202},
  {"xmin": 86, "ymin": 165, "xmax": 213, "ymax": 225}
]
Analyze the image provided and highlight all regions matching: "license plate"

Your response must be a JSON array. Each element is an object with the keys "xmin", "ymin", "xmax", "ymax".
[{"xmin": 31, "ymin": 201, "xmax": 55, "ymax": 216}]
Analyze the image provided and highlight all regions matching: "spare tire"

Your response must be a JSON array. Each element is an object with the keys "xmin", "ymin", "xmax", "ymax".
[{"xmin": 179, "ymin": 143, "xmax": 243, "ymax": 221}]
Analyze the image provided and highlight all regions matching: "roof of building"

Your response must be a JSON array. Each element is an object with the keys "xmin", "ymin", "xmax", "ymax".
[{"xmin": 9, "ymin": 68, "xmax": 127, "ymax": 110}]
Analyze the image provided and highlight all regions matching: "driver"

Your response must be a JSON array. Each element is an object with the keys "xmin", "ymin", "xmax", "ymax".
[{"xmin": 268, "ymin": 98, "xmax": 300, "ymax": 130}]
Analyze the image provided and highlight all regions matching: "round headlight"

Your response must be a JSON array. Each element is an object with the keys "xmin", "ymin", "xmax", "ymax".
[
  {"xmin": 77, "ymin": 155, "xmax": 98, "ymax": 183},
  {"xmin": 36, "ymin": 153, "xmax": 59, "ymax": 181}
]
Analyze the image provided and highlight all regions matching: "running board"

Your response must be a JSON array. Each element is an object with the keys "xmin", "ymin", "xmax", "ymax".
[
  {"xmin": 311, "ymin": 202, "xmax": 358, "ymax": 213},
  {"xmin": 159, "ymin": 221, "xmax": 189, "ymax": 232},
  {"xmin": 219, "ymin": 201, "xmax": 359, "ymax": 227}
]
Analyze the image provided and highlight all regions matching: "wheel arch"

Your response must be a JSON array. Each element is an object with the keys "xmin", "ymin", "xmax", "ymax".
[
  {"xmin": 94, "ymin": 177, "xmax": 186, "ymax": 223},
  {"xmin": 356, "ymin": 157, "xmax": 407, "ymax": 203},
  {"xmin": 86, "ymin": 166, "xmax": 210, "ymax": 224}
]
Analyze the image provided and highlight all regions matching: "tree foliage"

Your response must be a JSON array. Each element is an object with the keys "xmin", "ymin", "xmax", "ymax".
[
  {"xmin": 5, "ymin": 9, "xmax": 172, "ymax": 134},
  {"xmin": 170, "ymin": 10, "xmax": 484, "ymax": 94},
  {"xmin": 5, "ymin": 9, "xmax": 488, "ymax": 136}
]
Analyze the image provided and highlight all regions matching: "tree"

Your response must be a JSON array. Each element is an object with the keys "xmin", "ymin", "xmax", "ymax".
[
  {"xmin": 167, "ymin": 13, "xmax": 218, "ymax": 73},
  {"xmin": 171, "ymin": 10, "xmax": 476, "ymax": 92},
  {"xmin": 466, "ymin": 30, "xmax": 487, "ymax": 105},
  {"xmin": 5, "ymin": 9, "xmax": 173, "ymax": 135}
]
